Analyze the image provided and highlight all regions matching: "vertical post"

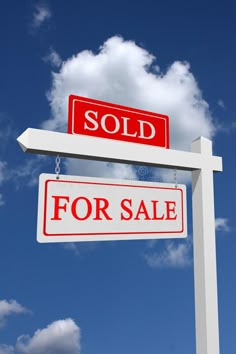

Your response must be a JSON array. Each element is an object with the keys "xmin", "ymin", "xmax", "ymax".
[{"xmin": 192, "ymin": 137, "xmax": 220, "ymax": 354}]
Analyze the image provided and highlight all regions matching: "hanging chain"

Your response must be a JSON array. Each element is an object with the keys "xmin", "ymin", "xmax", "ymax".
[
  {"xmin": 174, "ymin": 168, "xmax": 178, "ymax": 188},
  {"xmin": 55, "ymin": 155, "xmax": 60, "ymax": 179}
]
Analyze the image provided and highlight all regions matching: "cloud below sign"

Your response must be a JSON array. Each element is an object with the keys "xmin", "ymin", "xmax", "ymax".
[{"xmin": 0, "ymin": 316, "xmax": 81, "ymax": 354}]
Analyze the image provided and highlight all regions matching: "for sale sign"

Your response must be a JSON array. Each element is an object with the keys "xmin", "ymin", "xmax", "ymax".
[
  {"xmin": 68, "ymin": 95, "xmax": 169, "ymax": 148},
  {"xmin": 37, "ymin": 174, "xmax": 187, "ymax": 243}
]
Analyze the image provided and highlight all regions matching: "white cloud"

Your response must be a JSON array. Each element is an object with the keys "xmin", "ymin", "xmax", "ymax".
[
  {"xmin": 146, "ymin": 239, "xmax": 158, "ymax": 249},
  {"xmin": 31, "ymin": 3, "xmax": 51, "ymax": 30},
  {"xmin": 217, "ymin": 99, "xmax": 225, "ymax": 108},
  {"xmin": 0, "ymin": 161, "xmax": 8, "ymax": 185},
  {"xmin": 215, "ymin": 217, "xmax": 230, "ymax": 232},
  {"xmin": 0, "ymin": 152, "xmax": 44, "ymax": 197},
  {"xmin": 0, "ymin": 194, "xmax": 4, "ymax": 207},
  {"xmin": 0, "ymin": 122, "xmax": 15, "ymax": 144},
  {"xmin": 64, "ymin": 158, "xmax": 136, "ymax": 180},
  {"xmin": 0, "ymin": 116, "xmax": 16, "ymax": 203},
  {"xmin": 62, "ymin": 241, "xmax": 97, "ymax": 257},
  {"xmin": 0, "ymin": 345, "xmax": 14, "ymax": 354},
  {"xmin": 16, "ymin": 319, "xmax": 80, "ymax": 354},
  {"xmin": 62, "ymin": 243, "xmax": 80, "ymax": 256},
  {"xmin": 12, "ymin": 155, "xmax": 50, "ymax": 187},
  {"xmin": 0, "ymin": 300, "xmax": 29, "ymax": 329},
  {"xmin": 41, "ymin": 36, "xmax": 215, "ymax": 180},
  {"xmin": 145, "ymin": 237, "xmax": 192, "ymax": 268},
  {"xmin": 145, "ymin": 217, "xmax": 230, "ymax": 269},
  {"xmin": 43, "ymin": 48, "xmax": 62, "ymax": 68},
  {"xmin": 44, "ymin": 36, "xmax": 215, "ymax": 147},
  {"xmin": 151, "ymin": 168, "xmax": 191, "ymax": 185}
]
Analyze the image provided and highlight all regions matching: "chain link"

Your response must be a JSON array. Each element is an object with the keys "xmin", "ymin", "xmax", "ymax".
[
  {"xmin": 174, "ymin": 168, "xmax": 178, "ymax": 188},
  {"xmin": 55, "ymin": 155, "xmax": 60, "ymax": 179}
]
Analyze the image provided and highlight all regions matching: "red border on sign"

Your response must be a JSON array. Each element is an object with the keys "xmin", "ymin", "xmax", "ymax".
[
  {"xmin": 43, "ymin": 179, "xmax": 185, "ymax": 237},
  {"xmin": 68, "ymin": 95, "xmax": 170, "ymax": 149}
]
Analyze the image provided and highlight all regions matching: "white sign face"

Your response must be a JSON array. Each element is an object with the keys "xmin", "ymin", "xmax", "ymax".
[{"xmin": 37, "ymin": 174, "xmax": 187, "ymax": 243}]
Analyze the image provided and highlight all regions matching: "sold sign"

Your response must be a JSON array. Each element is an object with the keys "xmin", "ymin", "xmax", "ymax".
[
  {"xmin": 37, "ymin": 174, "xmax": 187, "ymax": 243},
  {"xmin": 68, "ymin": 95, "xmax": 169, "ymax": 148}
]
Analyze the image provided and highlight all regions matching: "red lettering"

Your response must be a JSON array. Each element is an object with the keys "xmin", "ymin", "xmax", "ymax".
[
  {"xmin": 151, "ymin": 200, "xmax": 164, "ymax": 220},
  {"xmin": 134, "ymin": 200, "xmax": 151, "ymax": 220},
  {"xmin": 84, "ymin": 110, "xmax": 99, "ymax": 131},
  {"xmin": 120, "ymin": 199, "xmax": 133, "ymax": 220},
  {"xmin": 121, "ymin": 117, "xmax": 138, "ymax": 137},
  {"xmin": 51, "ymin": 195, "xmax": 70, "ymax": 220},
  {"xmin": 93, "ymin": 198, "xmax": 112, "ymax": 220},
  {"xmin": 165, "ymin": 201, "xmax": 177, "ymax": 220},
  {"xmin": 71, "ymin": 197, "xmax": 92, "ymax": 221},
  {"xmin": 101, "ymin": 114, "xmax": 120, "ymax": 134},
  {"xmin": 137, "ymin": 120, "xmax": 155, "ymax": 139}
]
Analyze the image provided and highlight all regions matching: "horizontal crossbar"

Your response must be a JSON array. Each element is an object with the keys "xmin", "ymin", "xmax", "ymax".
[{"xmin": 17, "ymin": 128, "xmax": 222, "ymax": 172}]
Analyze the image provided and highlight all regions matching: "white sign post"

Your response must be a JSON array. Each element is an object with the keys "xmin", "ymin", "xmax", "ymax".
[
  {"xmin": 192, "ymin": 137, "xmax": 220, "ymax": 354},
  {"xmin": 17, "ymin": 128, "xmax": 223, "ymax": 354}
]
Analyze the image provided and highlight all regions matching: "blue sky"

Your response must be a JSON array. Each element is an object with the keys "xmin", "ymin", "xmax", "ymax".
[{"xmin": 0, "ymin": 0, "xmax": 235, "ymax": 353}]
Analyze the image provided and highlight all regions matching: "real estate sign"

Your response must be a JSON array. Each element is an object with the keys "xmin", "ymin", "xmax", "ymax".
[
  {"xmin": 37, "ymin": 173, "xmax": 187, "ymax": 243},
  {"xmin": 68, "ymin": 95, "xmax": 170, "ymax": 148}
]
